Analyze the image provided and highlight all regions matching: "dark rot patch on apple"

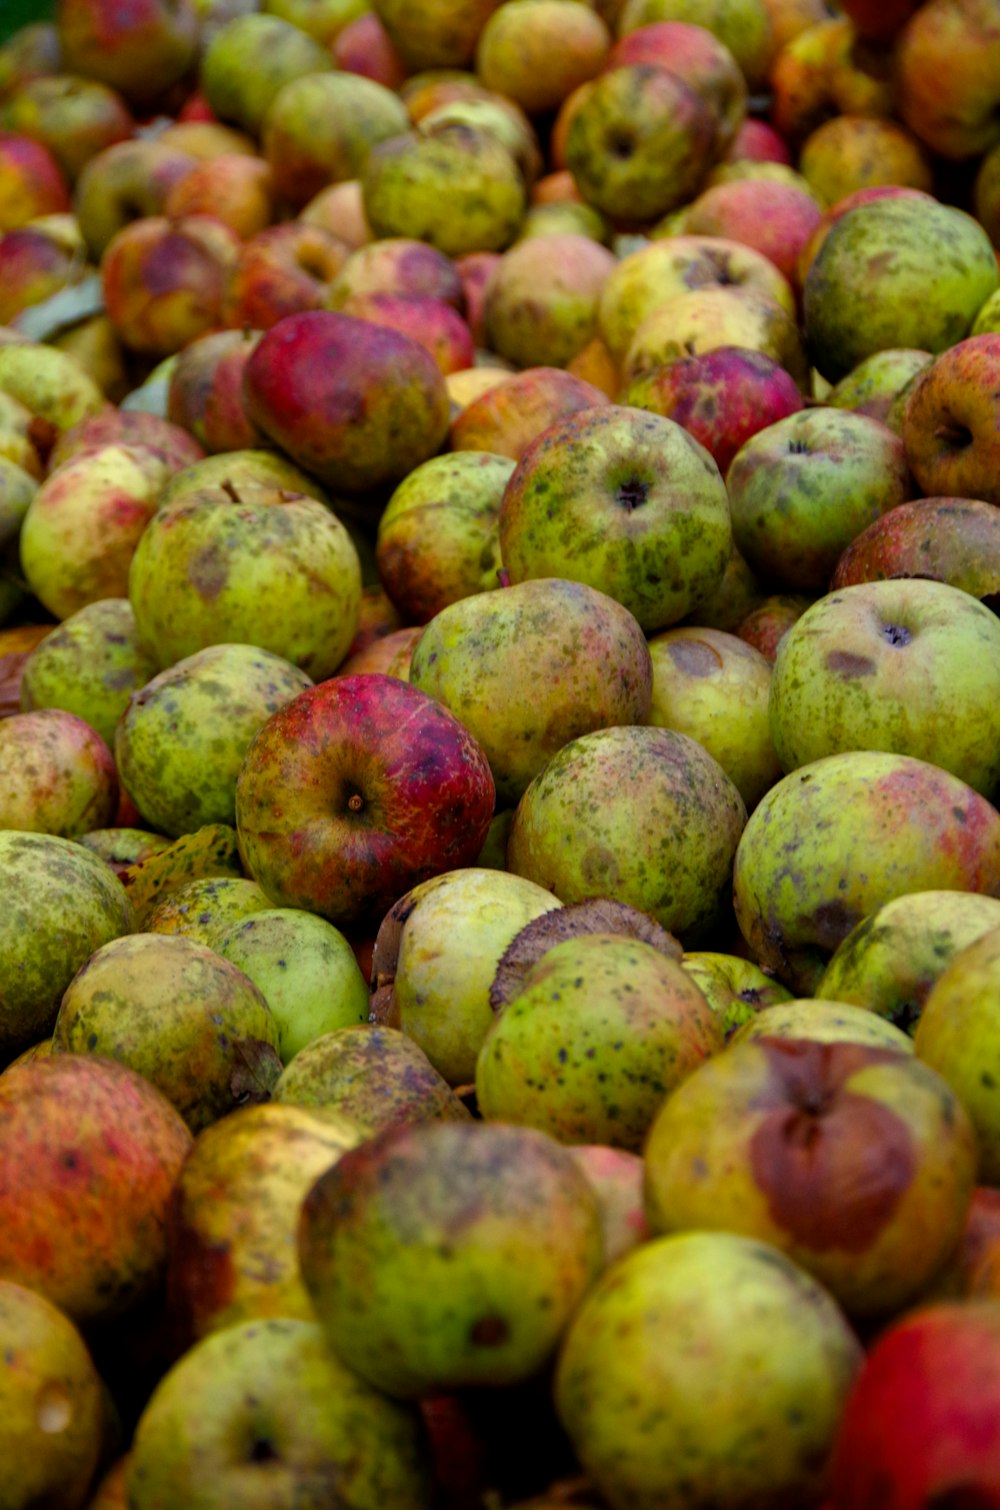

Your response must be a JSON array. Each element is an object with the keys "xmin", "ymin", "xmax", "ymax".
[
  {"xmin": 826, "ymin": 650, "xmax": 875, "ymax": 678},
  {"xmin": 167, "ymin": 1218, "xmax": 236, "ymax": 1344},
  {"xmin": 750, "ymin": 1038, "xmax": 915, "ymax": 1252},
  {"xmin": 668, "ymin": 639, "xmax": 724, "ymax": 678}
]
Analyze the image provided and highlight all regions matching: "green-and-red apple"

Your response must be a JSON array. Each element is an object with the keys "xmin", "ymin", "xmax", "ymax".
[
  {"xmin": 831, "ymin": 496, "xmax": 1000, "ymax": 607},
  {"xmin": 0, "ymin": 708, "xmax": 118, "ymax": 837},
  {"xmin": 901, "ymin": 333, "xmax": 1000, "ymax": 505},
  {"xmin": 19, "ymin": 597, "xmax": 156, "ymax": 748},
  {"xmin": 450, "ymin": 367, "xmax": 610, "ymax": 459}
]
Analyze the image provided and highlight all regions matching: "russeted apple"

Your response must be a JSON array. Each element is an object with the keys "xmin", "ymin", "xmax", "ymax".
[{"xmin": 902, "ymin": 333, "xmax": 1000, "ymax": 505}]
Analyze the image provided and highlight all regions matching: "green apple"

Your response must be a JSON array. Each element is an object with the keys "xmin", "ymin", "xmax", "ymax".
[
  {"xmin": 372, "ymin": 0, "xmax": 502, "ymax": 70},
  {"xmin": 827, "ymin": 347, "xmax": 933, "ymax": 426},
  {"xmin": 261, "ymin": 70, "xmax": 410, "ymax": 211},
  {"xmin": 145, "ymin": 876, "xmax": 271, "ymax": 946},
  {"xmin": 769, "ymin": 578, "xmax": 1000, "ymax": 795},
  {"xmin": 209, "ymin": 908, "xmax": 369, "ymax": 1064},
  {"xmin": 730, "ymin": 998, "xmax": 915, "ymax": 1053},
  {"xmin": 681, "ymin": 950, "xmax": 792, "ymax": 1037},
  {"xmin": 19, "ymin": 598, "xmax": 157, "ymax": 748},
  {"xmin": 200, "ymin": 14, "xmax": 332, "ymax": 137}
]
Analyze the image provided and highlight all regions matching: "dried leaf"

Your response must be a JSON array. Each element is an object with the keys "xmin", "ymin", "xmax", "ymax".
[{"xmin": 122, "ymin": 823, "xmax": 244, "ymax": 925}]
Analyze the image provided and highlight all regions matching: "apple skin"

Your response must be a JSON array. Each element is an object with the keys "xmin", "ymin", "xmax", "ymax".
[
  {"xmin": 333, "ymin": 11, "xmax": 409, "ymax": 89},
  {"xmin": 199, "ymin": 14, "xmax": 333, "ymax": 139},
  {"xmin": 0, "ymin": 74, "xmax": 134, "ymax": 186},
  {"xmin": 829, "ymin": 1301, "xmax": 1000, "ymax": 1508},
  {"xmin": 975, "ymin": 139, "xmax": 1000, "ymax": 247},
  {"xmin": 568, "ymin": 1145, "xmax": 650, "ymax": 1269},
  {"xmin": 798, "ymin": 115, "xmax": 933, "ymax": 208},
  {"xmin": 723, "ymin": 115, "xmax": 793, "ymax": 164},
  {"xmin": 145, "ymin": 877, "xmax": 271, "ymax": 948},
  {"xmin": 327, "ymin": 236, "xmax": 465, "ymax": 311},
  {"xmin": 371, "ymin": 0, "xmax": 502, "ymax": 70},
  {"xmin": 902, "ymin": 333, "xmax": 1000, "ymax": 506},
  {"xmin": 0, "ymin": 130, "xmax": 70, "ymax": 231},
  {"xmin": 681, "ymin": 950, "xmax": 793, "ymax": 1037},
  {"xmin": 895, "ymin": 0, "xmax": 1000, "ymax": 161},
  {"xmin": 167, "ymin": 329, "xmax": 267, "ymax": 454},
  {"xmin": 0, "ymin": 1054, "xmax": 192, "ymax": 1325},
  {"xmin": 0, "ymin": 224, "xmax": 87, "ymax": 328},
  {"xmin": 101, "ymin": 214, "xmax": 242, "ymax": 359},
  {"xmin": 57, "ymin": 0, "xmax": 199, "ymax": 108},
  {"xmin": 826, "ymin": 347, "xmax": 932, "ymax": 426},
  {"xmin": 222, "ymin": 223, "xmax": 350, "ymax": 331},
  {"xmin": 126, "ymin": 1317, "xmax": 433, "ymax": 1510},
  {"xmin": 242, "ymin": 309, "xmax": 450, "ymax": 496},
  {"xmin": 450, "ymin": 367, "xmax": 610, "ymax": 460},
  {"xmin": 299, "ymin": 178, "xmax": 373, "ymax": 251},
  {"xmin": 73, "ymin": 139, "xmax": 198, "ymax": 262},
  {"xmin": 555, "ymin": 1230, "xmax": 862, "ymax": 1510},
  {"xmin": 730, "ymin": 999, "xmax": 915, "ymax": 1055},
  {"xmin": 769, "ymin": 17, "xmax": 895, "ymax": 149},
  {"xmin": 621, "ymin": 286, "xmax": 808, "ymax": 391},
  {"xmin": 678, "ymin": 177, "xmax": 824, "ymax": 288},
  {"xmin": 832, "ymin": 496, "xmax": 1000, "ymax": 607},
  {"xmin": 499, "ymin": 404, "xmax": 732, "ymax": 634},
  {"xmin": 0, "ymin": 708, "xmax": 118, "ymax": 838},
  {"xmin": 733, "ymin": 750, "xmax": 1000, "ymax": 995},
  {"xmin": 484, "ymin": 233, "xmax": 617, "ymax": 371},
  {"xmin": 606, "ymin": 21, "xmax": 747, "ymax": 155},
  {"xmin": 476, "ymin": 0, "xmax": 611, "ymax": 118},
  {"xmin": 163, "ymin": 152, "xmax": 275, "ymax": 241},
  {"xmin": 508, "ymin": 725, "xmax": 747, "ymax": 943},
  {"xmin": 19, "ymin": 597, "xmax": 157, "ymax": 749},
  {"xmin": 803, "ymin": 195, "xmax": 999, "ymax": 383},
  {"xmin": 622, "ymin": 344, "xmax": 804, "ymax": 475},
  {"xmin": 817, "ymin": 890, "xmax": 1000, "ymax": 1035},
  {"xmin": 338, "ymin": 291, "xmax": 475, "ymax": 375},
  {"xmin": 726, "ymin": 407, "xmax": 913, "ymax": 593},
  {"xmin": 770, "ymin": 578, "xmax": 1000, "ymax": 793},
  {"xmin": 235, "ymin": 673, "xmax": 496, "ymax": 930}
]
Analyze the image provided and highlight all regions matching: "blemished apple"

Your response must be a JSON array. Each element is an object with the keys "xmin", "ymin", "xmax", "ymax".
[
  {"xmin": 167, "ymin": 329, "xmax": 267, "ymax": 455},
  {"xmin": 895, "ymin": 0, "xmax": 1000, "ymax": 161},
  {"xmin": 0, "ymin": 74, "xmax": 134, "ymax": 187},
  {"xmin": 901, "ymin": 333, "xmax": 1000, "ymax": 505},
  {"xmin": 0, "ymin": 708, "xmax": 118, "ymax": 838},
  {"xmin": 198, "ymin": 14, "xmax": 333, "ymax": 139},
  {"xmin": 18, "ymin": 598, "xmax": 157, "ymax": 749},
  {"xmin": 143, "ymin": 876, "xmax": 271, "ymax": 948},
  {"xmin": 498, "ymin": 404, "xmax": 733, "ymax": 634},
  {"xmin": 831, "ymin": 496, "xmax": 1000, "ymax": 607},
  {"xmin": 336, "ymin": 291, "xmax": 475, "ymax": 375},
  {"xmin": 621, "ymin": 286, "xmax": 808, "ymax": 391},
  {"xmin": 483, "ymin": 233, "xmax": 617, "ymax": 371},
  {"xmin": 73, "ymin": 138, "xmax": 198, "ymax": 260},
  {"xmin": 476, "ymin": 0, "xmax": 611, "ymax": 118},
  {"xmin": 450, "ymin": 367, "xmax": 611, "ymax": 460},
  {"xmin": 235, "ymin": 673, "xmax": 496, "ymax": 930},
  {"xmin": 220, "ymin": 223, "xmax": 350, "ymax": 331},
  {"xmin": 605, "ymin": 21, "xmax": 748, "ymax": 155},
  {"xmin": 163, "ymin": 152, "xmax": 276, "ymax": 241},
  {"xmin": 0, "ymin": 129, "xmax": 71, "ymax": 230},
  {"xmin": 101, "ymin": 214, "xmax": 242, "ymax": 358},
  {"xmin": 826, "ymin": 347, "xmax": 933, "ymax": 427},
  {"xmin": 326, "ymin": 236, "xmax": 464, "ymax": 310},
  {"xmin": 57, "ymin": 0, "xmax": 200, "ymax": 108},
  {"xmin": 680, "ymin": 950, "xmax": 792, "ymax": 1037},
  {"xmin": 729, "ymin": 999, "xmax": 915, "ymax": 1055}
]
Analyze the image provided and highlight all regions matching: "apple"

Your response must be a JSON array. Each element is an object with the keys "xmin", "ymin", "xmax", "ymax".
[
  {"xmin": 769, "ymin": 16, "xmax": 896, "ymax": 148},
  {"xmin": 567, "ymin": 1145, "xmax": 650, "ymax": 1268},
  {"xmin": 273, "ymin": 1024, "xmax": 472, "ymax": 1134},
  {"xmin": 798, "ymin": 115, "xmax": 934, "ymax": 207},
  {"xmin": 975, "ymin": 138, "xmax": 1000, "ymax": 247},
  {"xmin": 895, "ymin": 0, "xmax": 1000, "ymax": 161},
  {"xmin": 336, "ymin": 291, "xmax": 475, "ymax": 375},
  {"xmin": 327, "ymin": 235, "xmax": 465, "ymax": 310},
  {"xmin": 298, "ymin": 1119, "xmax": 604, "ymax": 1395},
  {"xmin": 723, "ymin": 115, "xmax": 792, "ymax": 165},
  {"xmin": 261, "ymin": 70, "xmax": 410, "ymax": 212},
  {"xmin": 621, "ymin": 286, "xmax": 808, "ymax": 390},
  {"xmin": 476, "ymin": 1, "xmax": 611, "ymax": 118},
  {"xmin": 733, "ymin": 751, "xmax": 1000, "ymax": 995},
  {"xmin": 156, "ymin": 446, "xmax": 329, "ymax": 510},
  {"xmin": 499, "ymin": 404, "xmax": 733, "ymax": 634},
  {"xmin": 298, "ymin": 178, "xmax": 373, "ymax": 250},
  {"xmin": 0, "ymin": 338, "xmax": 107, "ymax": 450},
  {"xmin": 769, "ymin": 578, "xmax": 1000, "ymax": 795},
  {"xmin": 555, "ymin": 1230, "xmax": 861, "ymax": 1510},
  {"xmin": 221, "ymin": 223, "xmax": 350, "ymax": 331},
  {"xmin": 264, "ymin": 0, "xmax": 369, "ymax": 46},
  {"xmin": 826, "ymin": 347, "xmax": 932, "ymax": 426},
  {"xmin": 450, "ymin": 366, "xmax": 610, "ymax": 459},
  {"xmin": 0, "ymin": 1053, "xmax": 192, "ymax": 1324},
  {"xmin": 0, "ymin": 74, "xmax": 134, "ymax": 185},
  {"xmin": 0, "ymin": 223, "xmax": 90, "ymax": 328},
  {"xmin": 72, "ymin": 139, "xmax": 198, "ymax": 261},
  {"xmin": 418, "ymin": 97, "xmax": 545, "ymax": 190},
  {"xmin": 681, "ymin": 950, "xmax": 792, "ymax": 1037},
  {"xmin": 333, "ymin": 11, "xmax": 409, "ymax": 90},
  {"xmin": 19, "ymin": 598, "xmax": 157, "ymax": 748},
  {"xmin": 368, "ymin": 0, "xmax": 501, "ymax": 70},
  {"xmin": 0, "ymin": 23, "xmax": 61, "ymax": 98},
  {"xmin": 726, "ymin": 407, "xmax": 913, "ymax": 592},
  {"xmin": 129, "ymin": 484, "xmax": 362, "ymax": 679},
  {"xmin": 242, "ymin": 309, "xmax": 451, "ymax": 497},
  {"xmin": 235, "ymin": 673, "xmax": 496, "ymax": 929},
  {"xmin": 482, "ymin": 232, "xmax": 616, "ymax": 371},
  {"xmin": 199, "ymin": 14, "xmax": 332, "ymax": 138},
  {"xmin": 508, "ymin": 724, "xmax": 746, "ymax": 942},
  {"xmin": 803, "ymin": 194, "xmax": 999, "ymax": 383},
  {"xmin": 145, "ymin": 876, "xmax": 272, "ymax": 947},
  {"xmin": 57, "ymin": 0, "xmax": 200, "ymax": 109},
  {"xmin": 565, "ymin": 64, "xmax": 717, "ymax": 224},
  {"xmin": 166, "ymin": 328, "xmax": 266, "ymax": 454},
  {"xmin": 831, "ymin": 495, "xmax": 1000, "ymax": 608},
  {"xmin": 336, "ymin": 624, "xmax": 423, "ymax": 678},
  {"xmin": 0, "ymin": 708, "xmax": 118, "ymax": 837},
  {"xmin": 730, "ymin": 999, "xmax": 916, "ymax": 1054},
  {"xmin": 676, "ymin": 177, "xmax": 823, "ymax": 287},
  {"xmin": 902, "ymin": 333, "xmax": 1000, "ymax": 505},
  {"xmin": 817, "ymin": 890, "xmax": 1000, "ymax": 1034},
  {"xmin": 126, "ymin": 1317, "xmax": 433, "ymax": 1509},
  {"xmin": 606, "ymin": 21, "xmax": 748, "ymax": 156},
  {"xmin": 0, "ymin": 129, "xmax": 70, "ymax": 231},
  {"xmin": 101, "ymin": 214, "xmax": 241, "ymax": 359},
  {"xmin": 163, "ymin": 152, "xmax": 276, "ymax": 241}
]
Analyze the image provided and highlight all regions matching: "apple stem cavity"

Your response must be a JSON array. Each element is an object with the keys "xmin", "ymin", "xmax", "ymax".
[
  {"xmin": 615, "ymin": 478, "xmax": 649, "ymax": 511},
  {"xmin": 881, "ymin": 623, "xmax": 913, "ymax": 647}
]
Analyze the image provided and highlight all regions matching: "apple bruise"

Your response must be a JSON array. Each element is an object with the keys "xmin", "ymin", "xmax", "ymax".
[{"xmin": 749, "ymin": 1038, "xmax": 915, "ymax": 1252}]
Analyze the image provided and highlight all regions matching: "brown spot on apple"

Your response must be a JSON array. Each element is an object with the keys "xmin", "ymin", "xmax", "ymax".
[
  {"xmin": 668, "ymin": 639, "xmax": 724, "ymax": 677},
  {"xmin": 826, "ymin": 650, "xmax": 876, "ymax": 677},
  {"xmin": 750, "ymin": 1039, "xmax": 916, "ymax": 1253}
]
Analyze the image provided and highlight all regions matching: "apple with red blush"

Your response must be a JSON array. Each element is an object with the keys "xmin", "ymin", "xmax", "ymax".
[{"xmin": 221, "ymin": 223, "xmax": 350, "ymax": 332}]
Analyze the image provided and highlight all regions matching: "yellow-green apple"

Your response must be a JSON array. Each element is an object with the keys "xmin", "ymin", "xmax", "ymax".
[
  {"xmin": 972, "ymin": 289, "xmax": 1000, "ymax": 335},
  {"xmin": 476, "ymin": 0, "xmax": 611, "ymax": 117},
  {"xmin": 327, "ymin": 235, "xmax": 465, "ymax": 309},
  {"xmin": 0, "ymin": 830, "xmax": 133, "ymax": 1061},
  {"xmin": 210, "ymin": 910, "xmax": 369, "ymax": 1064},
  {"xmin": 902, "ymin": 333, "xmax": 1000, "ymax": 505},
  {"xmin": 565, "ymin": 63, "xmax": 717, "ymax": 223},
  {"xmin": 799, "ymin": 115, "xmax": 933, "ymax": 206},
  {"xmin": 156, "ymin": 446, "xmax": 330, "ymax": 510},
  {"xmin": 733, "ymin": 750, "xmax": 1000, "ymax": 995},
  {"xmin": 598, "ymin": 233, "xmax": 795, "ymax": 365},
  {"xmin": 499, "ymin": 404, "xmax": 732, "ymax": 633},
  {"xmin": 895, "ymin": 0, "xmax": 1000, "ymax": 161},
  {"xmin": 768, "ymin": 16, "xmax": 895, "ymax": 148},
  {"xmin": 273, "ymin": 1024, "xmax": 471, "ymax": 1132},
  {"xmin": 516, "ymin": 199, "xmax": 611, "ymax": 244},
  {"xmin": 261, "ymin": 71, "xmax": 410, "ymax": 212},
  {"xmin": 797, "ymin": 185, "xmax": 936, "ymax": 290},
  {"xmin": 145, "ymin": 876, "xmax": 271, "ymax": 947},
  {"xmin": 0, "ymin": 452, "xmax": 35, "ymax": 623},
  {"xmin": 450, "ymin": 366, "xmax": 610, "ymax": 458},
  {"xmin": 803, "ymin": 195, "xmax": 999, "ymax": 382},
  {"xmin": 370, "ymin": 0, "xmax": 500, "ymax": 70},
  {"xmin": 235, "ymin": 673, "xmax": 496, "ymax": 929},
  {"xmin": 621, "ymin": 286, "xmax": 808, "ymax": 389},
  {"xmin": 831, "ymin": 495, "xmax": 1000, "ymax": 607},
  {"xmin": 914, "ymin": 927, "xmax": 1000, "ymax": 1182},
  {"xmin": 644, "ymin": 1036, "xmax": 977, "ymax": 1316},
  {"xmin": 0, "ymin": 1279, "xmax": 105, "ymax": 1510},
  {"xmin": 375, "ymin": 450, "xmax": 513, "ymax": 623},
  {"xmin": 72, "ymin": 139, "xmax": 198, "ymax": 261},
  {"xmin": 730, "ymin": 998, "xmax": 915, "ymax": 1053},
  {"xmin": 298, "ymin": 1119, "xmax": 603, "ymax": 1395},
  {"xmin": 0, "ymin": 707, "xmax": 117, "ymax": 836},
  {"xmin": 199, "ymin": 14, "xmax": 332, "ymax": 137},
  {"xmin": 975, "ymin": 139, "xmax": 1000, "ymax": 246},
  {"xmin": 362, "ymin": 122, "xmax": 526, "ymax": 258},
  {"xmin": 681, "ymin": 950, "xmax": 792, "ymax": 1037},
  {"xmin": 333, "ymin": 11, "xmax": 408, "ymax": 90},
  {"xmin": 555, "ymin": 1230, "xmax": 861, "ymax": 1510},
  {"xmin": 769, "ymin": 578, "xmax": 1000, "ymax": 795},
  {"xmin": 157, "ymin": 117, "xmax": 258, "ymax": 159},
  {"xmin": 622, "ymin": 345, "xmax": 803, "ymax": 474},
  {"xmin": 242, "ymin": 309, "xmax": 450, "ymax": 497},
  {"xmin": 0, "ymin": 338, "xmax": 106, "ymax": 450},
  {"xmin": 0, "ymin": 1053, "xmax": 192, "ymax": 1323},
  {"xmin": 418, "ymin": 97, "xmax": 544, "ymax": 190},
  {"xmin": 115, "ymin": 643, "xmax": 312, "ymax": 838},
  {"xmin": 163, "ymin": 152, "xmax": 276, "ymax": 240},
  {"xmin": 0, "ymin": 74, "xmax": 133, "ymax": 185},
  {"xmin": 476, "ymin": 931, "xmax": 722, "ymax": 1149},
  {"xmin": 167, "ymin": 1100, "xmax": 360, "ymax": 1346},
  {"xmin": 19, "ymin": 441, "xmax": 170, "ymax": 619},
  {"xmin": 221, "ymin": 223, "xmax": 350, "ymax": 331},
  {"xmin": 128, "ymin": 485, "xmax": 362, "ymax": 679},
  {"xmin": 726, "ymin": 407, "xmax": 913, "ymax": 592},
  {"xmin": 618, "ymin": 0, "xmax": 775, "ymax": 87},
  {"xmin": 647, "ymin": 624, "xmax": 781, "ymax": 810},
  {"xmin": 606, "ymin": 21, "xmax": 747, "ymax": 156},
  {"xmin": 483, "ymin": 233, "xmax": 615, "ymax": 370},
  {"xmin": 508, "ymin": 724, "xmax": 747, "ymax": 942},
  {"xmin": 407, "ymin": 576, "xmax": 652, "ymax": 804},
  {"xmin": 0, "ymin": 23, "xmax": 61, "ymax": 99},
  {"xmin": 126, "ymin": 1317, "xmax": 433, "ymax": 1510},
  {"xmin": 101, "ymin": 214, "xmax": 241, "ymax": 358},
  {"xmin": 740, "ymin": 595, "xmax": 818, "ymax": 662},
  {"xmin": 263, "ymin": 0, "xmax": 368, "ymax": 45},
  {"xmin": 0, "ymin": 385, "xmax": 47, "ymax": 478},
  {"xmin": 337, "ymin": 291, "xmax": 475, "ymax": 375},
  {"xmin": 167, "ymin": 328, "xmax": 265, "ymax": 454},
  {"xmin": 57, "ymin": 0, "xmax": 199, "ymax": 109},
  {"xmin": 817, "ymin": 890, "xmax": 1000, "ymax": 1034},
  {"xmin": 369, "ymin": 866, "xmax": 562, "ymax": 1086},
  {"xmin": 49, "ymin": 406, "xmax": 204, "ymax": 472},
  {"xmin": 826, "ymin": 347, "xmax": 932, "ymax": 425},
  {"xmin": 0, "ymin": 129, "xmax": 70, "ymax": 230},
  {"xmin": 19, "ymin": 598, "xmax": 156, "ymax": 747},
  {"xmin": 78, "ymin": 827, "xmax": 172, "ymax": 877}
]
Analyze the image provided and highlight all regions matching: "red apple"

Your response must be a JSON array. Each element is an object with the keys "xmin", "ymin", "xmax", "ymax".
[
  {"xmin": 450, "ymin": 366, "xmax": 611, "ymax": 459},
  {"xmin": 336, "ymin": 291, "xmax": 475, "ymax": 375},
  {"xmin": 0, "ymin": 130, "xmax": 70, "ymax": 230},
  {"xmin": 902, "ymin": 333, "xmax": 1000, "ymax": 505},
  {"xmin": 895, "ymin": 0, "xmax": 1000, "ymax": 161},
  {"xmin": 167, "ymin": 328, "xmax": 267, "ymax": 454},
  {"xmin": 234, "ymin": 673, "xmax": 496, "ymax": 929},
  {"xmin": 678, "ymin": 177, "xmax": 823, "ymax": 288},
  {"xmin": 57, "ymin": 0, "xmax": 200, "ymax": 110},
  {"xmin": 832, "ymin": 495, "xmax": 1000, "ymax": 608},
  {"xmin": 333, "ymin": 12, "xmax": 409, "ymax": 90},
  {"xmin": 163, "ymin": 152, "xmax": 276, "ymax": 241},
  {"xmin": 221, "ymin": 223, "xmax": 350, "ymax": 330},
  {"xmin": 101, "ymin": 214, "xmax": 242, "ymax": 357},
  {"xmin": 723, "ymin": 116, "xmax": 793, "ymax": 166},
  {"xmin": 0, "ymin": 224, "xmax": 88, "ymax": 328}
]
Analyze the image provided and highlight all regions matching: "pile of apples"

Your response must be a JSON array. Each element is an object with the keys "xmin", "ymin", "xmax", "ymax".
[{"xmin": 4, "ymin": 0, "xmax": 1000, "ymax": 1504}]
